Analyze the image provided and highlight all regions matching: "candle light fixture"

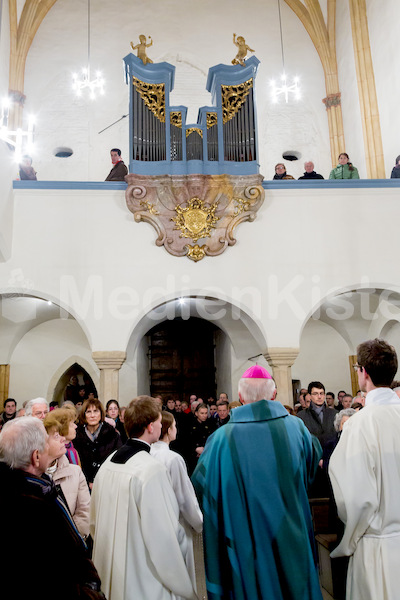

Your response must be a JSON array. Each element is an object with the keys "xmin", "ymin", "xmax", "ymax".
[
  {"xmin": 270, "ymin": 0, "xmax": 301, "ymax": 103},
  {"xmin": 72, "ymin": 0, "xmax": 105, "ymax": 100}
]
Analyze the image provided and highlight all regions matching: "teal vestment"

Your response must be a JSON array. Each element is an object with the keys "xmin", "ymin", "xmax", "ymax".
[{"xmin": 192, "ymin": 399, "xmax": 323, "ymax": 600}]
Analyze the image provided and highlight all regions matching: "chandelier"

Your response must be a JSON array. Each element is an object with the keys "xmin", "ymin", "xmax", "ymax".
[
  {"xmin": 270, "ymin": 0, "xmax": 301, "ymax": 103},
  {"xmin": 1, "ymin": 98, "xmax": 35, "ymax": 162},
  {"xmin": 72, "ymin": 0, "xmax": 105, "ymax": 100}
]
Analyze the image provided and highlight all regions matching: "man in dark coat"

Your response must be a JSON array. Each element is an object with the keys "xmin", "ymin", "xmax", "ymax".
[
  {"xmin": 0, "ymin": 417, "xmax": 105, "ymax": 599},
  {"xmin": 105, "ymin": 148, "xmax": 128, "ymax": 181},
  {"xmin": 298, "ymin": 161, "xmax": 324, "ymax": 179},
  {"xmin": 297, "ymin": 380, "xmax": 337, "ymax": 497}
]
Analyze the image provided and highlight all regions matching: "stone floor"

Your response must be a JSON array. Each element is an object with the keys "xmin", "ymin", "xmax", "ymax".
[{"xmin": 194, "ymin": 532, "xmax": 335, "ymax": 600}]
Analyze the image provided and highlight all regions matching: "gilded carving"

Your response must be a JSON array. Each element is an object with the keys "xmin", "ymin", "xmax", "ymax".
[
  {"xmin": 233, "ymin": 197, "xmax": 251, "ymax": 216},
  {"xmin": 186, "ymin": 128, "xmax": 203, "ymax": 138},
  {"xmin": 172, "ymin": 197, "xmax": 219, "ymax": 242},
  {"xmin": 130, "ymin": 35, "xmax": 153, "ymax": 65},
  {"xmin": 125, "ymin": 173, "xmax": 264, "ymax": 261},
  {"xmin": 221, "ymin": 79, "xmax": 253, "ymax": 124},
  {"xmin": 206, "ymin": 112, "xmax": 218, "ymax": 129},
  {"xmin": 232, "ymin": 34, "xmax": 255, "ymax": 67},
  {"xmin": 133, "ymin": 77, "xmax": 165, "ymax": 122},
  {"xmin": 170, "ymin": 112, "xmax": 183, "ymax": 128},
  {"xmin": 186, "ymin": 244, "xmax": 207, "ymax": 262}
]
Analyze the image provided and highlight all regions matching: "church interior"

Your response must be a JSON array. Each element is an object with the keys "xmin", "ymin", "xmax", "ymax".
[
  {"xmin": 1, "ymin": 1, "xmax": 399, "ymax": 598},
  {"xmin": 1, "ymin": 0, "xmax": 399, "ymax": 409}
]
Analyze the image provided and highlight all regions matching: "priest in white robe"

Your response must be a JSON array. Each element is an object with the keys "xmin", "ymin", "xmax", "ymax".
[
  {"xmin": 90, "ymin": 396, "xmax": 197, "ymax": 600},
  {"xmin": 329, "ymin": 338, "xmax": 400, "ymax": 600}
]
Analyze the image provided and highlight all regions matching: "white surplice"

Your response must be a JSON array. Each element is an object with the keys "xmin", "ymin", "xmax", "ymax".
[
  {"xmin": 90, "ymin": 449, "xmax": 197, "ymax": 600},
  {"xmin": 329, "ymin": 387, "xmax": 400, "ymax": 600},
  {"xmin": 151, "ymin": 441, "xmax": 203, "ymax": 597}
]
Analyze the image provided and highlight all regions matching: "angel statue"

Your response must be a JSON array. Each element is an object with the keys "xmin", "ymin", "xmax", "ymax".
[
  {"xmin": 232, "ymin": 33, "xmax": 255, "ymax": 66},
  {"xmin": 131, "ymin": 35, "xmax": 153, "ymax": 65}
]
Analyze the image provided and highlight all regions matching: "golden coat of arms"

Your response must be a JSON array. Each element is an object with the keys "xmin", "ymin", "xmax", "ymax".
[{"xmin": 125, "ymin": 174, "xmax": 264, "ymax": 261}]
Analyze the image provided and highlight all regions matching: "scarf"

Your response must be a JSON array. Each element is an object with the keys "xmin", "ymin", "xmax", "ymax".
[{"xmin": 25, "ymin": 473, "xmax": 87, "ymax": 551}]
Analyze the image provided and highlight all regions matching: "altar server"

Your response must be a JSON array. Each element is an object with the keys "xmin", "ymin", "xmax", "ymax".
[
  {"xmin": 330, "ymin": 338, "xmax": 400, "ymax": 600},
  {"xmin": 90, "ymin": 395, "xmax": 197, "ymax": 600}
]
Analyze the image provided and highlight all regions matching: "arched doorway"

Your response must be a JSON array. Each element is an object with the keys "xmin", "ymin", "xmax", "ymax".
[
  {"xmin": 147, "ymin": 317, "xmax": 217, "ymax": 402},
  {"xmin": 52, "ymin": 362, "xmax": 97, "ymax": 406}
]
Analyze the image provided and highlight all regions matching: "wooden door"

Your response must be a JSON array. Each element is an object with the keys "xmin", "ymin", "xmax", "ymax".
[{"xmin": 148, "ymin": 318, "xmax": 217, "ymax": 402}]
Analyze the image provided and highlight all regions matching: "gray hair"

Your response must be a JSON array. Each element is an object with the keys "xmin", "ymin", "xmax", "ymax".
[
  {"xmin": 334, "ymin": 408, "xmax": 357, "ymax": 432},
  {"xmin": 25, "ymin": 397, "xmax": 48, "ymax": 416},
  {"xmin": 238, "ymin": 378, "xmax": 276, "ymax": 403},
  {"xmin": 0, "ymin": 417, "xmax": 48, "ymax": 469}
]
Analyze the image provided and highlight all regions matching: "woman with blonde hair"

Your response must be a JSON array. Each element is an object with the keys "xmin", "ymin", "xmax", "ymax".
[{"xmin": 43, "ymin": 408, "xmax": 91, "ymax": 537}]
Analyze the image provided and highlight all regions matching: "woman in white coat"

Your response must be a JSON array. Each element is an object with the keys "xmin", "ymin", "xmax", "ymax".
[{"xmin": 151, "ymin": 411, "xmax": 203, "ymax": 595}]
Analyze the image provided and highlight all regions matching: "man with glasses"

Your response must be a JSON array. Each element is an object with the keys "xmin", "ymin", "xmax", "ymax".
[
  {"xmin": 297, "ymin": 381, "xmax": 337, "ymax": 497},
  {"xmin": 297, "ymin": 381, "xmax": 336, "ymax": 447},
  {"xmin": 329, "ymin": 339, "xmax": 400, "ymax": 600}
]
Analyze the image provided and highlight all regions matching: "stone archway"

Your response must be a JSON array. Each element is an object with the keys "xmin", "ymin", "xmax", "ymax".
[
  {"xmin": 295, "ymin": 286, "xmax": 400, "ymax": 396},
  {"xmin": 51, "ymin": 359, "xmax": 98, "ymax": 406}
]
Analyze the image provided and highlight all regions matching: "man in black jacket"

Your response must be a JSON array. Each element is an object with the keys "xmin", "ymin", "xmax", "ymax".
[
  {"xmin": 298, "ymin": 161, "xmax": 324, "ymax": 180},
  {"xmin": 297, "ymin": 380, "xmax": 336, "ymax": 497},
  {"xmin": 0, "ymin": 417, "xmax": 105, "ymax": 600}
]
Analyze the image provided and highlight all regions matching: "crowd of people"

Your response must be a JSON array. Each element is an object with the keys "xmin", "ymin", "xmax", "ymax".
[
  {"xmin": 1, "ymin": 338, "xmax": 400, "ymax": 599},
  {"xmin": 273, "ymin": 153, "xmax": 361, "ymax": 180},
  {"xmin": 18, "ymin": 150, "xmax": 400, "ymax": 182}
]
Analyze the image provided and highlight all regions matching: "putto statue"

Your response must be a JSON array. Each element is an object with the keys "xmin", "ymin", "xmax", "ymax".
[
  {"xmin": 232, "ymin": 33, "xmax": 254, "ymax": 66},
  {"xmin": 131, "ymin": 35, "xmax": 153, "ymax": 65}
]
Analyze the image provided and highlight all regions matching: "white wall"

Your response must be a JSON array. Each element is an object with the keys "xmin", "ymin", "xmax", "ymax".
[
  {"xmin": 8, "ymin": 317, "xmax": 96, "ymax": 405},
  {"xmin": 5, "ymin": 184, "xmax": 400, "ymax": 352},
  {"xmin": 292, "ymin": 318, "xmax": 352, "ymax": 396}
]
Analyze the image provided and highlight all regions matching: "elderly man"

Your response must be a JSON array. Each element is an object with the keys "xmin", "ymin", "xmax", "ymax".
[
  {"xmin": 298, "ymin": 160, "xmax": 324, "ymax": 179},
  {"xmin": 329, "ymin": 339, "xmax": 400, "ymax": 600},
  {"xmin": 25, "ymin": 397, "xmax": 49, "ymax": 419},
  {"xmin": 192, "ymin": 365, "xmax": 322, "ymax": 600},
  {"xmin": 0, "ymin": 417, "xmax": 104, "ymax": 599},
  {"xmin": 90, "ymin": 395, "xmax": 197, "ymax": 600}
]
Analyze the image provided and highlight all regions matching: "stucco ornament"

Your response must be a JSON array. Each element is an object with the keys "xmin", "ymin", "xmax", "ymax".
[{"xmin": 125, "ymin": 174, "xmax": 264, "ymax": 261}]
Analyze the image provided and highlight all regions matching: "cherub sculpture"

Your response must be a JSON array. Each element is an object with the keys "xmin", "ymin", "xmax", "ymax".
[
  {"xmin": 131, "ymin": 35, "xmax": 153, "ymax": 65},
  {"xmin": 232, "ymin": 33, "xmax": 254, "ymax": 66}
]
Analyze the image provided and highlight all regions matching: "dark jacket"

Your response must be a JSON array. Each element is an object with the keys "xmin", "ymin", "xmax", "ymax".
[
  {"xmin": 298, "ymin": 171, "xmax": 324, "ymax": 179},
  {"xmin": 187, "ymin": 418, "xmax": 216, "ymax": 474},
  {"xmin": 297, "ymin": 403, "xmax": 336, "ymax": 448},
  {"xmin": 273, "ymin": 173, "xmax": 295, "ymax": 180},
  {"xmin": 0, "ymin": 463, "xmax": 104, "ymax": 599},
  {"xmin": 74, "ymin": 421, "xmax": 122, "ymax": 484},
  {"xmin": 105, "ymin": 160, "xmax": 128, "ymax": 181},
  {"xmin": 390, "ymin": 165, "xmax": 400, "ymax": 178}
]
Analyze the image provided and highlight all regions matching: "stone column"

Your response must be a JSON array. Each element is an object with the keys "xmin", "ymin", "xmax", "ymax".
[
  {"xmin": 0, "ymin": 365, "xmax": 10, "ymax": 411},
  {"xmin": 264, "ymin": 348, "xmax": 299, "ymax": 407},
  {"xmin": 92, "ymin": 351, "xmax": 126, "ymax": 405}
]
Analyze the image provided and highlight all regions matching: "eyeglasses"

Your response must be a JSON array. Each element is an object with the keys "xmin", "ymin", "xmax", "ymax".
[{"xmin": 353, "ymin": 363, "xmax": 363, "ymax": 371}]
